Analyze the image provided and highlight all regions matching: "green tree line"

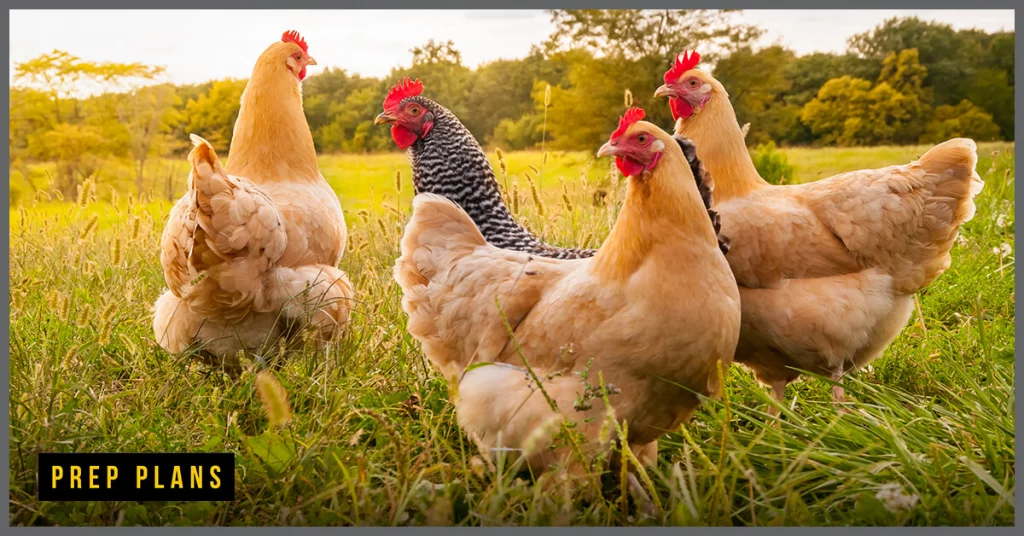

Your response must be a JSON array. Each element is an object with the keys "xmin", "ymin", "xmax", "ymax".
[{"xmin": 9, "ymin": 11, "xmax": 1014, "ymax": 202}]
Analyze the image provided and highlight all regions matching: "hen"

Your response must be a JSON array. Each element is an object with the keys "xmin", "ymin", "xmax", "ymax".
[
  {"xmin": 153, "ymin": 31, "xmax": 353, "ymax": 373},
  {"xmin": 656, "ymin": 51, "xmax": 984, "ymax": 409},
  {"xmin": 374, "ymin": 78, "xmax": 589, "ymax": 259},
  {"xmin": 394, "ymin": 108, "xmax": 740, "ymax": 475}
]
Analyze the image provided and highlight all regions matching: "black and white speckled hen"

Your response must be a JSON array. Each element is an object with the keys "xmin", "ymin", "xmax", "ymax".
[
  {"xmin": 374, "ymin": 78, "xmax": 727, "ymax": 258},
  {"xmin": 374, "ymin": 78, "xmax": 591, "ymax": 259}
]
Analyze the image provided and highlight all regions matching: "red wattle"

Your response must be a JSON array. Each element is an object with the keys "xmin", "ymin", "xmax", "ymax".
[
  {"xmin": 615, "ymin": 156, "xmax": 645, "ymax": 178},
  {"xmin": 670, "ymin": 97, "xmax": 693, "ymax": 120},
  {"xmin": 391, "ymin": 125, "xmax": 419, "ymax": 150},
  {"xmin": 298, "ymin": 66, "xmax": 307, "ymax": 81}
]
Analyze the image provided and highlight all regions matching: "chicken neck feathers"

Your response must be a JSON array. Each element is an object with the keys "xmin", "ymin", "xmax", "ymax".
[{"xmin": 226, "ymin": 45, "xmax": 320, "ymax": 183}]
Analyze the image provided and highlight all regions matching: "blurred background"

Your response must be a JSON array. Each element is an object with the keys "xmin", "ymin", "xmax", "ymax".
[{"xmin": 7, "ymin": 9, "xmax": 1015, "ymax": 206}]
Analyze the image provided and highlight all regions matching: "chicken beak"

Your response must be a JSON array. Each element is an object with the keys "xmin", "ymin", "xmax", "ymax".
[
  {"xmin": 596, "ymin": 141, "xmax": 619, "ymax": 158},
  {"xmin": 653, "ymin": 84, "xmax": 675, "ymax": 99},
  {"xmin": 374, "ymin": 112, "xmax": 396, "ymax": 126},
  {"xmin": 306, "ymin": 56, "xmax": 318, "ymax": 67}
]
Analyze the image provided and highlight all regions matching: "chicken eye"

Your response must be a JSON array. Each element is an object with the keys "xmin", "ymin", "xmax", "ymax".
[
  {"xmin": 688, "ymin": 78, "xmax": 699, "ymax": 88},
  {"xmin": 408, "ymin": 105, "xmax": 421, "ymax": 116},
  {"xmin": 637, "ymin": 134, "xmax": 648, "ymax": 144}
]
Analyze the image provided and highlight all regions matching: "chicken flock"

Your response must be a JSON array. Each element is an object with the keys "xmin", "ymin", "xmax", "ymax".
[{"xmin": 152, "ymin": 33, "xmax": 984, "ymax": 483}]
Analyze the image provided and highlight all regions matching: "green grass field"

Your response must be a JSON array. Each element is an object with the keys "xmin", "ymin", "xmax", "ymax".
[{"xmin": 7, "ymin": 144, "xmax": 1016, "ymax": 526}]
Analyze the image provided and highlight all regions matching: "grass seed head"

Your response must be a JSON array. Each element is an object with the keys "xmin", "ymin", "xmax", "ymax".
[
  {"xmin": 255, "ymin": 371, "xmax": 292, "ymax": 427},
  {"xmin": 81, "ymin": 214, "xmax": 99, "ymax": 241},
  {"xmin": 560, "ymin": 178, "xmax": 574, "ymax": 213},
  {"xmin": 111, "ymin": 237, "xmax": 123, "ymax": 265},
  {"xmin": 525, "ymin": 172, "xmax": 545, "ymax": 217},
  {"xmin": 496, "ymin": 148, "xmax": 508, "ymax": 177},
  {"xmin": 511, "ymin": 179, "xmax": 521, "ymax": 215},
  {"xmin": 130, "ymin": 216, "xmax": 142, "ymax": 241},
  {"xmin": 76, "ymin": 304, "xmax": 92, "ymax": 328},
  {"xmin": 376, "ymin": 218, "xmax": 391, "ymax": 240},
  {"xmin": 77, "ymin": 178, "xmax": 95, "ymax": 208}
]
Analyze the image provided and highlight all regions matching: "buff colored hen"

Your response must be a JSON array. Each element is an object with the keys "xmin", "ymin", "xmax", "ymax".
[
  {"xmin": 656, "ymin": 51, "xmax": 983, "ymax": 409},
  {"xmin": 394, "ymin": 109, "xmax": 740, "ymax": 476},
  {"xmin": 152, "ymin": 31, "xmax": 353, "ymax": 373}
]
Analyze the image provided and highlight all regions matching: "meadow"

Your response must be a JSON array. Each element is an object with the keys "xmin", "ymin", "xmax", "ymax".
[{"xmin": 7, "ymin": 143, "xmax": 1016, "ymax": 526}]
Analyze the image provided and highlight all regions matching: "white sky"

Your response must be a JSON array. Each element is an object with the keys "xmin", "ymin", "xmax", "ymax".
[{"xmin": 8, "ymin": 9, "xmax": 1015, "ymax": 89}]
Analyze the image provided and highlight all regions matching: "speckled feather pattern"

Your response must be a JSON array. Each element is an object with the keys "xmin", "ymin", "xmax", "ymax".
[{"xmin": 403, "ymin": 97, "xmax": 592, "ymax": 259}]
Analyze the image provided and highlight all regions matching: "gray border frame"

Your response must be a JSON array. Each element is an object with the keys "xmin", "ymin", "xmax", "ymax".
[{"xmin": 3, "ymin": 1, "xmax": 1019, "ymax": 532}]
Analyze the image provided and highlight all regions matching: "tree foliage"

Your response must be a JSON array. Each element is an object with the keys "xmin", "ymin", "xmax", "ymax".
[
  {"xmin": 7, "ymin": 13, "xmax": 1015, "ymax": 200},
  {"xmin": 544, "ymin": 9, "xmax": 763, "ymax": 60},
  {"xmin": 921, "ymin": 100, "xmax": 1002, "ymax": 143}
]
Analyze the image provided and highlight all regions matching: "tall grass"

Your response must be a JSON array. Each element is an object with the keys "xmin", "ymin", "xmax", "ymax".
[{"xmin": 7, "ymin": 145, "xmax": 1015, "ymax": 526}]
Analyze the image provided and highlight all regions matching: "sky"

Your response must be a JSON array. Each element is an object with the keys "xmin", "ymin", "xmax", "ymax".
[{"xmin": 8, "ymin": 9, "xmax": 1015, "ymax": 90}]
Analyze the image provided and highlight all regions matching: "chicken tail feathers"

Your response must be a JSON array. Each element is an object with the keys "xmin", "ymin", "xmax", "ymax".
[
  {"xmin": 180, "ymin": 133, "xmax": 289, "ymax": 318},
  {"xmin": 891, "ymin": 137, "xmax": 984, "ymax": 292},
  {"xmin": 395, "ymin": 194, "xmax": 487, "ymax": 287},
  {"xmin": 875, "ymin": 137, "xmax": 983, "ymax": 293},
  {"xmin": 917, "ymin": 138, "xmax": 984, "ymax": 226}
]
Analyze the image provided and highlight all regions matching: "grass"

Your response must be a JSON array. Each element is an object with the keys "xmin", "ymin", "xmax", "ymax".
[{"xmin": 7, "ymin": 144, "xmax": 1016, "ymax": 526}]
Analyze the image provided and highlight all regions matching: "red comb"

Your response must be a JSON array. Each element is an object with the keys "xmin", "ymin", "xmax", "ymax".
[
  {"xmin": 664, "ymin": 50, "xmax": 700, "ymax": 83},
  {"xmin": 383, "ymin": 78, "xmax": 424, "ymax": 110},
  {"xmin": 282, "ymin": 30, "xmax": 308, "ymax": 53},
  {"xmin": 612, "ymin": 107, "xmax": 646, "ymax": 138}
]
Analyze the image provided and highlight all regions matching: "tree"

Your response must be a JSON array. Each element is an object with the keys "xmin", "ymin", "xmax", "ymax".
[
  {"xmin": 302, "ymin": 67, "xmax": 380, "ymax": 151},
  {"xmin": 876, "ymin": 48, "xmax": 930, "ymax": 142},
  {"xmin": 491, "ymin": 114, "xmax": 545, "ymax": 150},
  {"xmin": 183, "ymin": 78, "xmax": 247, "ymax": 154},
  {"xmin": 13, "ymin": 50, "xmax": 92, "ymax": 124},
  {"xmin": 117, "ymin": 84, "xmax": 183, "ymax": 193},
  {"xmin": 538, "ymin": 52, "xmax": 663, "ymax": 151},
  {"xmin": 317, "ymin": 86, "xmax": 388, "ymax": 153},
  {"xmin": 800, "ymin": 76, "xmax": 874, "ymax": 145},
  {"xmin": 467, "ymin": 53, "xmax": 556, "ymax": 146},
  {"xmin": 849, "ymin": 17, "xmax": 983, "ymax": 106},
  {"xmin": 12, "ymin": 50, "xmax": 171, "ymax": 195},
  {"xmin": 410, "ymin": 39, "xmax": 463, "ymax": 66},
  {"xmin": 801, "ymin": 76, "xmax": 925, "ymax": 146},
  {"xmin": 27, "ymin": 124, "xmax": 110, "ymax": 198},
  {"xmin": 711, "ymin": 45, "xmax": 795, "ymax": 145},
  {"xmin": 544, "ymin": 9, "xmax": 762, "ymax": 61},
  {"xmin": 877, "ymin": 48, "xmax": 928, "ymax": 101},
  {"xmin": 967, "ymin": 68, "xmax": 1014, "ymax": 140},
  {"xmin": 921, "ymin": 100, "xmax": 1001, "ymax": 143}
]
